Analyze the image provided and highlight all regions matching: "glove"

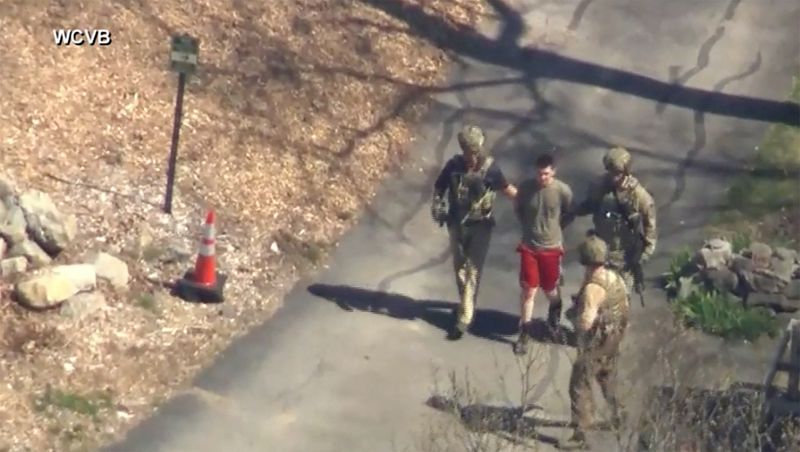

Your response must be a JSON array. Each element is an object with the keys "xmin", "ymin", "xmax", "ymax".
[
  {"xmin": 431, "ymin": 196, "xmax": 447, "ymax": 226},
  {"xmin": 639, "ymin": 251, "xmax": 652, "ymax": 264}
]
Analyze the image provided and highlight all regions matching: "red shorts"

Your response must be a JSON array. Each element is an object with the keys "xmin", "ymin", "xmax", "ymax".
[{"xmin": 517, "ymin": 243, "xmax": 563, "ymax": 292}]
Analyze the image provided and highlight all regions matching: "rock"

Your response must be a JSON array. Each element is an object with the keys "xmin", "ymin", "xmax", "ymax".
[
  {"xmin": 8, "ymin": 239, "xmax": 52, "ymax": 268},
  {"xmin": 0, "ymin": 256, "xmax": 28, "ymax": 276},
  {"xmin": 15, "ymin": 264, "xmax": 96, "ymax": 309},
  {"xmin": 0, "ymin": 173, "xmax": 17, "ymax": 199},
  {"xmin": 784, "ymin": 280, "xmax": 800, "ymax": 300},
  {"xmin": 17, "ymin": 189, "xmax": 77, "ymax": 256},
  {"xmin": 748, "ymin": 242, "xmax": 772, "ymax": 269},
  {"xmin": 130, "ymin": 223, "xmax": 154, "ymax": 259},
  {"xmin": 0, "ymin": 204, "xmax": 28, "ymax": 246},
  {"xmin": 60, "ymin": 292, "xmax": 107, "ymax": 319},
  {"xmin": 730, "ymin": 254, "xmax": 753, "ymax": 273},
  {"xmin": 159, "ymin": 241, "xmax": 192, "ymax": 264},
  {"xmin": 746, "ymin": 293, "xmax": 798, "ymax": 313},
  {"xmin": 702, "ymin": 267, "xmax": 739, "ymax": 295},
  {"xmin": 51, "ymin": 264, "xmax": 96, "ymax": 289},
  {"xmin": 770, "ymin": 254, "xmax": 796, "ymax": 282},
  {"xmin": 774, "ymin": 247, "xmax": 798, "ymax": 263},
  {"xmin": 750, "ymin": 267, "xmax": 790, "ymax": 294},
  {"xmin": 86, "ymin": 252, "xmax": 129, "ymax": 288},
  {"xmin": 699, "ymin": 238, "xmax": 733, "ymax": 270},
  {"xmin": 677, "ymin": 276, "xmax": 700, "ymax": 300}
]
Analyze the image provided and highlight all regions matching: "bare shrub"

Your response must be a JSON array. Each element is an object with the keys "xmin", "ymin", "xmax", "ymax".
[{"xmin": 415, "ymin": 325, "xmax": 799, "ymax": 452}]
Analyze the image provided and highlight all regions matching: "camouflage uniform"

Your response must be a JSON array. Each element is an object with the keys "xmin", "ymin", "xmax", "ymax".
[
  {"xmin": 562, "ymin": 233, "xmax": 630, "ymax": 449},
  {"xmin": 574, "ymin": 147, "xmax": 657, "ymax": 292},
  {"xmin": 432, "ymin": 125, "xmax": 511, "ymax": 340}
]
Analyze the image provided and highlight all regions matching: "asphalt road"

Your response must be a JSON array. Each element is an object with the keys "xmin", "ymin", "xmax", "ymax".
[{"xmin": 104, "ymin": 0, "xmax": 800, "ymax": 451}]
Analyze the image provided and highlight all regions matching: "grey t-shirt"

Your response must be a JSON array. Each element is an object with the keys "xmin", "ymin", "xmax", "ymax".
[{"xmin": 516, "ymin": 178, "xmax": 574, "ymax": 249}]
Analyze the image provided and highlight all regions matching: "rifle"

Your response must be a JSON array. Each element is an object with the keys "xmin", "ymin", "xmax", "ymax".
[
  {"xmin": 612, "ymin": 189, "xmax": 647, "ymax": 307},
  {"xmin": 433, "ymin": 196, "xmax": 448, "ymax": 227},
  {"xmin": 628, "ymin": 237, "xmax": 646, "ymax": 307}
]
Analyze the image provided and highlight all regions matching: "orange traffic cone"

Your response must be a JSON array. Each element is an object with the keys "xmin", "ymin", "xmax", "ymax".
[
  {"xmin": 174, "ymin": 210, "xmax": 227, "ymax": 303},
  {"xmin": 193, "ymin": 210, "xmax": 218, "ymax": 285}
]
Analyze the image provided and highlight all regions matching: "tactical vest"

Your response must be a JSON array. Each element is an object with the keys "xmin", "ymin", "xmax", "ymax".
[
  {"xmin": 592, "ymin": 178, "xmax": 638, "ymax": 256},
  {"xmin": 583, "ymin": 269, "xmax": 629, "ymax": 331},
  {"xmin": 448, "ymin": 156, "xmax": 496, "ymax": 223}
]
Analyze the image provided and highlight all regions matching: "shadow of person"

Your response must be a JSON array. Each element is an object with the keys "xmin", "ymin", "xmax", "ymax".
[
  {"xmin": 307, "ymin": 283, "xmax": 520, "ymax": 344},
  {"xmin": 528, "ymin": 318, "xmax": 578, "ymax": 348},
  {"xmin": 425, "ymin": 394, "xmax": 562, "ymax": 446}
]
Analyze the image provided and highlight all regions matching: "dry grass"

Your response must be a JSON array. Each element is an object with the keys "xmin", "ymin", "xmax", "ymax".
[
  {"xmin": 0, "ymin": 0, "xmax": 491, "ymax": 449},
  {"xmin": 416, "ymin": 322, "xmax": 800, "ymax": 452}
]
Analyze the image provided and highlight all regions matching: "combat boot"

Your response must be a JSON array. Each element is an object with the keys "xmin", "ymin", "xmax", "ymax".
[
  {"xmin": 547, "ymin": 301, "xmax": 563, "ymax": 339},
  {"xmin": 513, "ymin": 323, "xmax": 531, "ymax": 355},
  {"xmin": 447, "ymin": 317, "xmax": 468, "ymax": 341},
  {"xmin": 558, "ymin": 431, "xmax": 589, "ymax": 450}
]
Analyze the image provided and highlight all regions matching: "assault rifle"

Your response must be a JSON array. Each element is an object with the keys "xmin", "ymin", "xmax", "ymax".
[{"xmin": 611, "ymin": 190, "xmax": 647, "ymax": 307}]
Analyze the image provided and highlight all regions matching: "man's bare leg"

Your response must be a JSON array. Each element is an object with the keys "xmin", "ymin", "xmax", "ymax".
[{"xmin": 514, "ymin": 284, "xmax": 537, "ymax": 355}]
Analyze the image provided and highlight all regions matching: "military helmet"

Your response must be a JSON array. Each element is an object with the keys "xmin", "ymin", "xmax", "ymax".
[
  {"xmin": 457, "ymin": 125, "xmax": 485, "ymax": 155},
  {"xmin": 603, "ymin": 146, "xmax": 632, "ymax": 173},
  {"xmin": 578, "ymin": 230, "xmax": 608, "ymax": 266}
]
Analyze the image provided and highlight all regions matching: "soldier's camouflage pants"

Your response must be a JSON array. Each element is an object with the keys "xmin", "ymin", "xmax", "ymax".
[
  {"xmin": 569, "ymin": 325, "xmax": 625, "ymax": 433},
  {"xmin": 448, "ymin": 221, "xmax": 492, "ymax": 327}
]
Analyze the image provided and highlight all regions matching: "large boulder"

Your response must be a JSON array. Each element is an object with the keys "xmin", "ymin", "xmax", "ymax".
[
  {"xmin": 17, "ymin": 190, "xmax": 77, "ymax": 256},
  {"xmin": 7, "ymin": 239, "xmax": 52, "ymax": 268},
  {"xmin": 746, "ymin": 293, "xmax": 799, "ymax": 313},
  {"xmin": 14, "ymin": 264, "xmax": 96, "ymax": 309},
  {"xmin": 747, "ymin": 242, "xmax": 772, "ymax": 269},
  {"xmin": 60, "ymin": 292, "xmax": 107, "ymax": 320},
  {"xmin": 0, "ymin": 203, "xmax": 29, "ymax": 246},
  {"xmin": 702, "ymin": 267, "xmax": 739, "ymax": 295},
  {"xmin": 785, "ymin": 280, "xmax": 800, "ymax": 300},
  {"xmin": 695, "ymin": 238, "xmax": 733, "ymax": 271},
  {"xmin": 86, "ymin": 252, "xmax": 129, "ymax": 289},
  {"xmin": 0, "ymin": 256, "xmax": 28, "ymax": 277}
]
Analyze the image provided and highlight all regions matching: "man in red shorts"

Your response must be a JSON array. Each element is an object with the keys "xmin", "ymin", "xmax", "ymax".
[{"xmin": 513, "ymin": 153, "xmax": 575, "ymax": 355}]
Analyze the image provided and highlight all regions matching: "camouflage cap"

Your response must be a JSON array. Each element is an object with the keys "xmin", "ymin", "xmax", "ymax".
[
  {"xmin": 578, "ymin": 230, "xmax": 608, "ymax": 266},
  {"xmin": 603, "ymin": 146, "xmax": 632, "ymax": 173},
  {"xmin": 457, "ymin": 125, "xmax": 485, "ymax": 155}
]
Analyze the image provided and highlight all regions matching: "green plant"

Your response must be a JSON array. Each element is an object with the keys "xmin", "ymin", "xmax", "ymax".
[
  {"xmin": 730, "ymin": 231, "xmax": 752, "ymax": 254},
  {"xmin": 672, "ymin": 290, "xmax": 779, "ymax": 342},
  {"xmin": 134, "ymin": 292, "xmax": 159, "ymax": 313},
  {"xmin": 663, "ymin": 247, "xmax": 694, "ymax": 293},
  {"xmin": 33, "ymin": 385, "xmax": 113, "ymax": 421}
]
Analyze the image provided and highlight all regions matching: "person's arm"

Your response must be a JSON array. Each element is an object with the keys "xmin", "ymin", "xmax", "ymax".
[
  {"xmin": 573, "ymin": 178, "xmax": 602, "ymax": 217},
  {"xmin": 433, "ymin": 159, "xmax": 454, "ymax": 198},
  {"xmin": 560, "ymin": 182, "xmax": 575, "ymax": 229},
  {"xmin": 635, "ymin": 187, "xmax": 657, "ymax": 261},
  {"xmin": 574, "ymin": 282, "xmax": 605, "ymax": 349},
  {"xmin": 431, "ymin": 160, "xmax": 454, "ymax": 225},
  {"xmin": 513, "ymin": 181, "xmax": 527, "ymax": 221},
  {"xmin": 577, "ymin": 283, "xmax": 605, "ymax": 332},
  {"xmin": 486, "ymin": 162, "xmax": 517, "ymax": 201}
]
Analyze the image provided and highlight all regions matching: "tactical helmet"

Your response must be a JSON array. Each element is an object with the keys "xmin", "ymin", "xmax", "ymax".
[
  {"xmin": 603, "ymin": 146, "xmax": 632, "ymax": 173},
  {"xmin": 457, "ymin": 125, "xmax": 485, "ymax": 155},
  {"xmin": 578, "ymin": 230, "xmax": 608, "ymax": 266}
]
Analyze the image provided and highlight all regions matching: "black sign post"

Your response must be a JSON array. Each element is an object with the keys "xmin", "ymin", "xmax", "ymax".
[{"xmin": 164, "ymin": 34, "xmax": 199, "ymax": 214}]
